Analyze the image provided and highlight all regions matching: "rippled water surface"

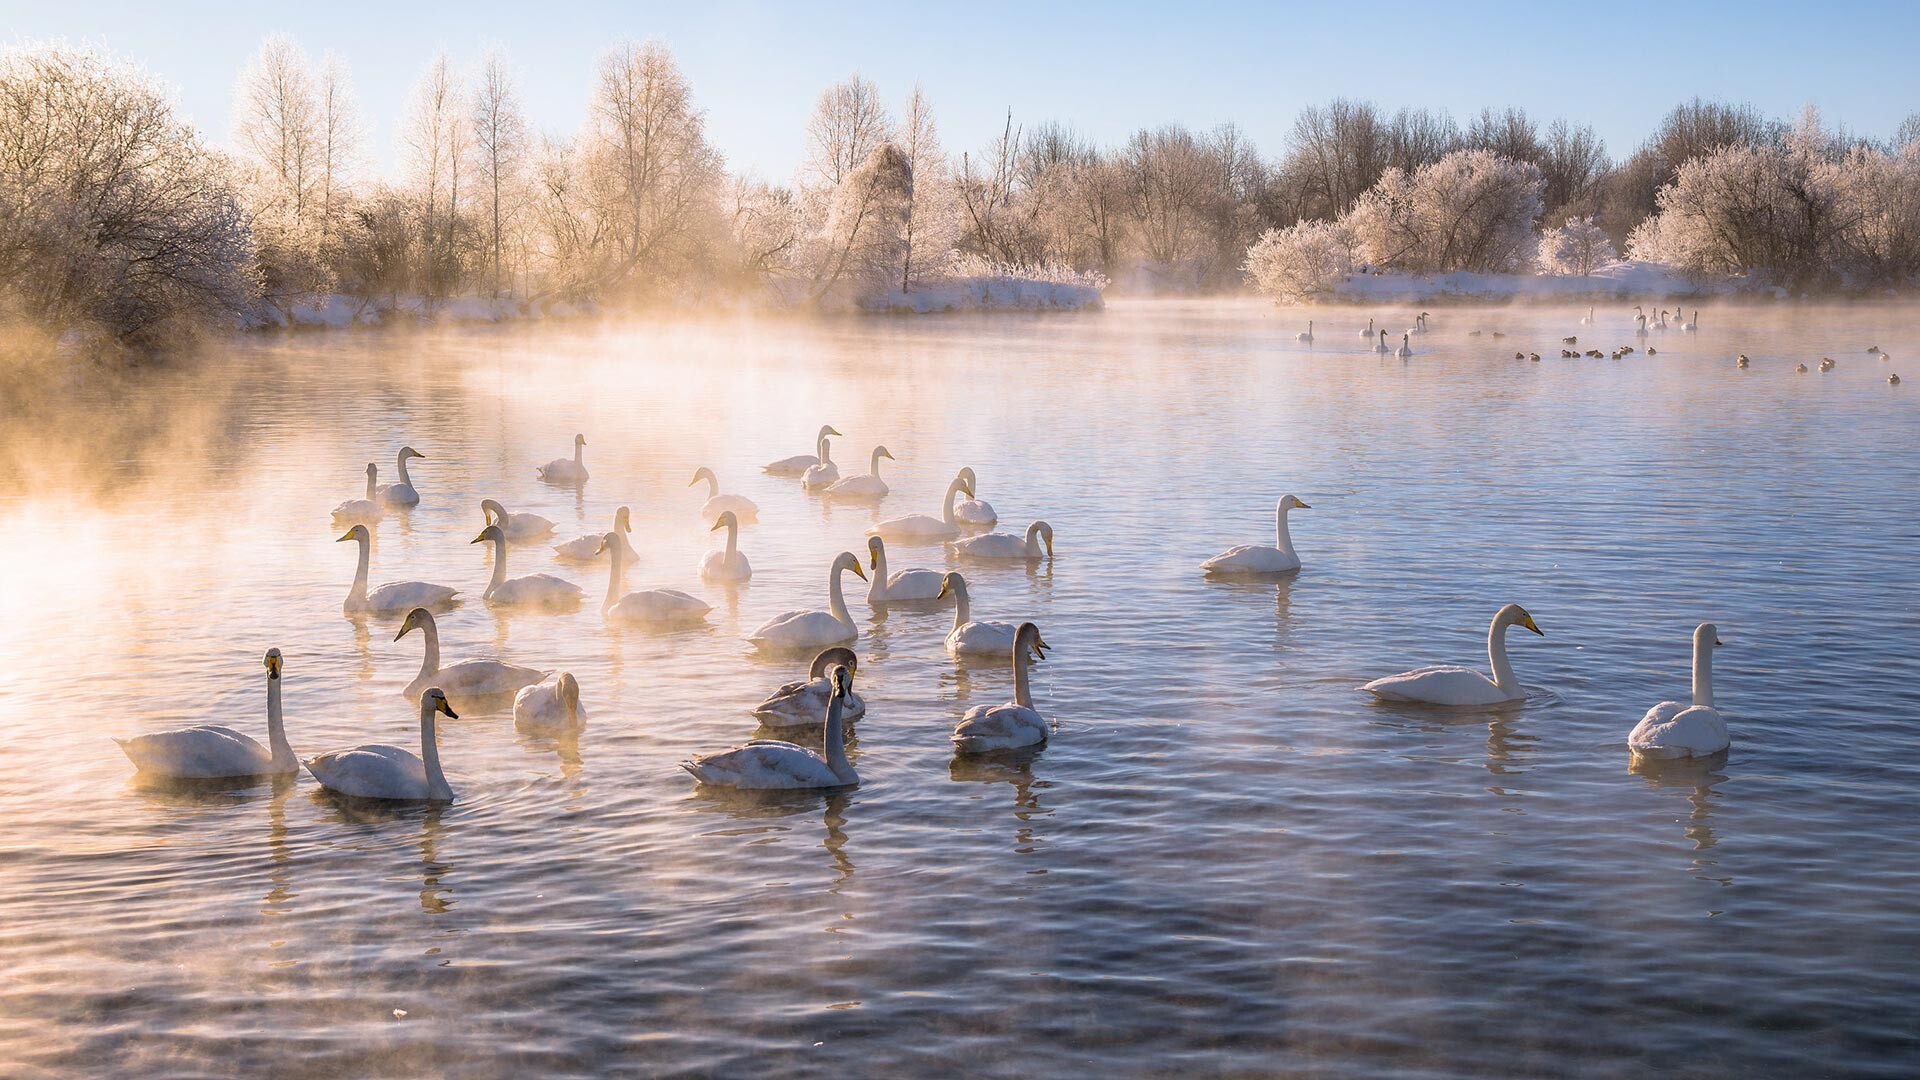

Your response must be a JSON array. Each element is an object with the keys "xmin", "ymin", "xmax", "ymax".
[{"xmin": 3, "ymin": 301, "xmax": 1918, "ymax": 1077}]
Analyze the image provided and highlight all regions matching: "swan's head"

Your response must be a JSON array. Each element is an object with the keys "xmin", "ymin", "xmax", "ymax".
[
  {"xmin": 615, "ymin": 506, "xmax": 631, "ymax": 531},
  {"xmin": 936, "ymin": 571, "xmax": 967, "ymax": 601},
  {"xmin": 471, "ymin": 523, "xmax": 506, "ymax": 546},
  {"xmin": 689, "ymin": 466, "xmax": 716, "ymax": 487},
  {"xmin": 395, "ymin": 607, "xmax": 434, "ymax": 641},
  {"xmin": 874, "ymin": 445, "xmax": 895, "ymax": 462},
  {"xmin": 264, "ymin": 648, "xmax": 283, "ymax": 679},
  {"xmin": 1015, "ymin": 621, "xmax": 1050, "ymax": 661},
  {"xmin": 422, "ymin": 687, "xmax": 458, "ymax": 719},
  {"xmin": 479, "ymin": 498, "xmax": 507, "ymax": 524},
  {"xmin": 592, "ymin": 531, "xmax": 620, "ymax": 556},
  {"xmin": 817, "ymin": 424, "xmax": 843, "ymax": 440},
  {"xmin": 1695, "ymin": 622, "xmax": 1723, "ymax": 649},
  {"xmin": 833, "ymin": 550, "xmax": 869, "ymax": 582},
  {"xmin": 827, "ymin": 664, "xmax": 855, "ymax": 701},
  {"xmin": 558, "ymin": 672, "xmax": 581, "ymax": 715},
  {"xmin": 400, "ymin": 446, "xmax": 424, "ymax": 461},
  {"xmin": 336, "ymin": 524, "xmax": 370, "ymax": 544},
  {"xmin": 710, "ymin": 510, "xmax": 738, "ymax": 532},
  {"xmin": 958, "ymin": 466, "xmax": 978, "ymax": 489},
  {"xmin": 574, "ymin": 433, "xmax": 586, "ymax": 447},
  {"xmin": 811, "ymin": 646, "xmax": 859, "ymax": 680},
  {"xmin": 1280, "ymin": 495, "xmax": 1310, "ymax": 512},
  {"xmin": 866, "ymin": 534, "xmax": 885, "ymax": 569},
  {"xmin": 1026, "ymin": 520, "xmax": 1055, "ymax": 558},
  {"xmin": 365, "ymin": 462, "xmax": 378, "ymax": 478},
  {"xmin": 1499, "ymin": 604, "xmax": 1545, "ymax": 636}
]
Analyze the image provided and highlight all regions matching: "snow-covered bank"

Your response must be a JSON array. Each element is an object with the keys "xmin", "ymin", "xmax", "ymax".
[
  {"xmin": 250, "ymin": 294, "xmax": 601, "ymax": 331},
  {"xmin": 860, "ymin": 275, "xmax": 1104, "ymax": 314},
  {"xmin": 1321, "ymin": 261, "xmax": 1769, "ymax": 304}
]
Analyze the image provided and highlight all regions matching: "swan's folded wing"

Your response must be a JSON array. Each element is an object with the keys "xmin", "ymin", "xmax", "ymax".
[
  {"xmin": 683, "ymin": 742, "xmax": 838, "ymax": 788},
  {"xmin": 952, "ymin": 704, "xmax": 1046, "ymax": 751}
]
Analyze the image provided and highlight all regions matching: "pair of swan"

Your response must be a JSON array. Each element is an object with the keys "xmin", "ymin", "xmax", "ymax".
[
  {"xmin": 1628, "ymin": 624, "xmax": 1729, "ymax": 758},
  {"xmin": 482, "ymin": 499, "xmax": 556, "ymax": 542},
  {"xmin": 752, "ymin": 647, "xmax": 867, "ymax": 729},
  {"xmin": 536, "ymin": 434, "xmax": 589, "ymax": 484},
  {"xmin": 748, "ymin": 552, "xmax": 866, "ymax": 650},
  {"xmin": 1363, "ymin": 603, "xmax": 1543, "ymax": 706},
  {"xmin": 870, "ymin": 471, "xmax": 974, "ymax": 542},
  {"xmin": 701, "ymin": 511, "xmax": 752, "ymax": 581},
  {"xmin": 765, "ymin": 425, "xmax": 841, "ymax": 476},
  {"xmin": 473, "ymin": 524, "xmax": 583, "ymax": 608},
  {"xmin": 398, "ymin": 606, "xmax": 547, "ymax": 699},
  {"xmin": 600, "ymin": 530, "xmax": 711, "ymax": 625},
  {"xmin": 802, "ymin": 438, "xmax": 840, "ymax": 489},
  {"xmin": 331, "ymin": 463, "xmax": 385, "ymax": 525},
  {"xmin": 375, "ymin": 447, "xmax": 425, "ymax": 507},
  {"xmin": 1408, "ymin": 312, "xmax": 1430, "ymax": 334},
  {"xmin": 691, "ymin": 467, "xmax": 758, "ymax": 523},
  {"xmin": 950, "ymin": 520, "xmax": 1052, "ymax": 561},
  {"xmin": 939, "ymin": 572, "xmax": 1023, "ymax": 657},
  {"xmin": 555, "ymin": 506, "xmax": 639, "ymax": 561},
  {"xmin": 824, "ymin": 446, "xmax": 894, "ymax": 501},
  {"xmin": 117, "ymin": 649, "xmax": 298, "ymax": 778},
  {"xmin": 1201, "ymin": 495, "xmax": 1307, "ymax": 574},
  {"xmin": 338, "ymin": 524, "xmax": 459, "ymax": 613},
  {"xmin": 684, "ymin": 664, "xmax": 860, "ymax": 789},
  {"xmin": 952, "ymin": 622, "xmax": 1052, "ymax": 753}
]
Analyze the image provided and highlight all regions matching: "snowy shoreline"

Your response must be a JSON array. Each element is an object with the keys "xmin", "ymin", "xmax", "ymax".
[{"xmin": 1305, "ymin": 261, "xmax": 1766, "ymax": 305}]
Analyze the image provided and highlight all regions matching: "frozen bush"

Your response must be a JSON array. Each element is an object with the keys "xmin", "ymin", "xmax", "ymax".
[
  {"xmin": 1243, "ymin": 220, "xmax": 1355, "ymax": 301},
  {"xmin": 1344, "ymin": 150, "xmax": 1544, "ymax": 274},
  {"xmin": 1537, "ymin": 216, "xmax": 1616, "ymax": 275}
]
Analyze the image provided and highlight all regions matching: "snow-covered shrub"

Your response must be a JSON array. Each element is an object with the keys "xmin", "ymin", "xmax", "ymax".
[
  {"xmin": 949, "ymin": 252, "xmax": 1109, "ymax": 291},
  {"xmin": 1242, "ymin": 220, "xmax": 1355, "ymax": 301},
  {"xmin": 1537, "ymin": 216, "xmax": 1616, "ymax": 275},
  {"xmin": 1344, "ymin": 149, "xmax": 1544, "ymax": 273}
]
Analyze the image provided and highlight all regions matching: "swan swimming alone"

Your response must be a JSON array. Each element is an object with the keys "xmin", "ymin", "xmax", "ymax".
[
  {"xmin": 1628, "ymin": 623, "xmax": 1729, "ymax": 759},
  {"xmin": 765, "ymin": 425, "xmax": 842, "ymax": 476},
  {"xmin": 700, "ymin": 510, "xmax": 752, "ymax": 582},
  {"xmin": 952, "ymin": 622, "xmax": 1051, "ymax": 753},
  {"xmin": 116, "ymin": 648, "xmax": 298, "ymax": 778},
  {"xmin": 1359, "ymin": 317, "xmax": 1376, "ymax": 339},
  {"xmin": 865, "ymin": 535, "xmax": 947, "ymax": 605},
  {"xmin": 554, "ymin": 505, "xmax": 640, "ymax": 562},
  {"xmin": 1363, "ymin": 604, "xmax": 1544, "ymax": 706},
  {"xmin": 690, "ymin": 467, "xmax": 759, "ymax": 523},
  {"xmin": 748, "ymin": 551, "xmax": 866, "ymax": 651},
  {"xmin": 536, "ymin": 434, "xmax": 589, "ymax": 485},
  {"xmin": 869, "ymin": 471, "xmax": 974, "ymax": 542},
  {"xmin": 1395, "ymin": 333, "xmax": 1413, "ymax": 357},
  {"xmin": 1374, "ymin": 329, "xmax": 1391, "ymax": 353},
  {"xmin": 825, "ymin": 445, "xmax": 894, "ymax": 501},
  {"xmin": 338, "ymin": 524, "xmax": 458, "ymax": 613},
  {"xmin": 752, "ymin": 647, "xmax": 868, "ymax": 730},
  {"xmin": 938, "ymin": 571, "xmax": 1021, "ymax": 658},
  {"xmin": 472, "ymin": 524, "xmax": 583, "ymax": 609},
  {"xmin": 374, "ymin": 446, "xmax": 426, "ymax": 507},
  {"xmin": 683, "ymin": 665, "xmax": 859, "ymax": 789},
  {"xmin": 950, "ymin": 520, "xmax": 1053, "ymax": 562},
  {"xmin": 396, "ymin": 607, "xmax": 547, "ymax": 700},
  {"xmin": 330, "ymin": 463, "xmax": 385, "ymax": 525},
  {"xmin": 306, "ymin": 688, "xmax": 459, "ymax": 802},
  {"xmin": 1201, "ymin": 495, "xmax": 1308, "ymax": 574},
  {"xmin": 480, "ymin": 498, "xmax": 556, "ymax": 543},
  {"xmin": 1298, "ymin": 320, "xmax": 1314, "ymax": 343},
  {"xmin": 801, "ymin": 437, "xmax": 841, "ymax": 490},
  {"xmin": 952, "ymin": 467, "xmax": 998, "ymax": 527},
  {"xmin": 515, "ymin": 672, "xmax": 585, "ymax": 731},
  {"xmin": 599, "ymin": 531, "xmax": 711, "ymax": 626}
]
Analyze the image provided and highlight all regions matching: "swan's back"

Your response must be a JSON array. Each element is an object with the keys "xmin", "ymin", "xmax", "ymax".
[
  {"xmin": 118, "ymin": 725, "xmax": 275, "ymax": 779},
  {"xmin": 883, "ymin": 567, "xmax": 945, "ymax": 600},
  {"xmin": 491, "ymin": 574, "xmax": 584, "ymax": 606},
  {"xmin": 1363, "ymin": 665, "xmax": 1507, "ymax": 705},
  {"xmin": 306, "ymin": 744, "xmax": 427, "ymax": 800},
  {"xmin": 363, "ymin": 580, "xmax": 458, "ymax": 612},
  {"xmin": 683, "ymin": 741, "xmax": 842, "ymax": 789},
  {"xmin": 1201, "ymin": 544, "xmax": 1298, "ymax": 573},
  {"xmin": 953, "ymin": 497, "xmax": 997, "ymax": 525},
  {"xmin": 953, "ymin": 703, "xmax": 1047, "ymax": 752},
  {"xmin": 951, "ymin": 533, "xmax": 1029, "ymax": 559},
  {"xmin": 608, "ymin": 588, "xmax": 711, "ymax": 624},
  {"xmin": 425, "ymin": 658, "xmax": 547, "ymax": 697},
  {"xmin": 872, "ymin": 513, "xmax": 950, "ymax": 539},
  {"xmin": 750, "ymin": 609, "xmax": 852, "ymax": 648},
  {"xmin": 753, "ymin": 678, "xmax": 866, "ymax": 728},
  {"xmin": 949, "ymin": 620, "xmax": 1020, "ymax": 656},
  {"xmin": 1629, "ymin": 704, "xmax": 1728, "ymax": 759}
]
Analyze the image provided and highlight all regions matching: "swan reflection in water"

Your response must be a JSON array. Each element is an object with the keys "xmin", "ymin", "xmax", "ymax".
[
  {"xmin": 312, "ymin": 792, "xmax": 456, "ymax": 914},
  {"xmin": 129, "ymin": 772, "xmax": 301, "ymax": 915},
  {"xmin": 1631, "ymin": 752, "xmax": 1731, "ymax": 860},
  {"xmin": 949, "ymin": 748, "xmax": 1052, "ymax": 856},
  {"xmin": 687, "ymin": 785, "xmax": 861, "ymax": 898}
]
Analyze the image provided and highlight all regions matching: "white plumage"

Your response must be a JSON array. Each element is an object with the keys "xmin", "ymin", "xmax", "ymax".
[
  {"xmin": 1628, "ymin": 623, "xmax": 1730, "ymax": 759},
  {"xmin": 306, "ymin": 689, "xmax": 458, "ymax": 802},
  {"xmin": 337, "ymin": 524, "xmax": 458, "ymax": 613},
  {"xmin": 952, "ymin": 623, "xmax": 1051, "ymax": 753},
  {"xmin": 1363, "ymin": 604, "xmax": 1544, "ymax": 706},
  {"xmin": 473, "ymin": 524, "xmax": 582, "ymax": 609},
  {"xmin": 117, "ymin": 649, "xmax": 298, "ymax": 778},
  {"xmin": 752, "ymin": 647, "xmax": 868, "ymax": 729},
  {"xmin": 748, "ymin": 551, "xmax": 866, "ymax": 651},
  {"xmin": 950, "ymin": 520, "xmax": 1053, "ymax": 562},
  {"xmin": 685, "ymin": 665, "xmax": 860, "ymax": 789},
  {"xmin": 870, "ymin": 471, "xmax": 974, "ymax": 542},
  {"xmin": 536, "ymin": 433, "xmax": 589, "ymax": 484},
  {"xmin": 939, "ymin": 572, "xmax": 1021, "ymax": 658},
  {"xmin": 330, "ymin": 462, "xmax": 385, "ymax": 525},
  {"xmin": 1201, "ymin": 496, "xmax": 1308, "ymax": 574}
]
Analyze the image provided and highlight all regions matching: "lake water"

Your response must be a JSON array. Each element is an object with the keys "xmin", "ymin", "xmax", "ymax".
[{"xmin": 2, "ymin": 300, "xmax": 1917, "ymax": 1077}]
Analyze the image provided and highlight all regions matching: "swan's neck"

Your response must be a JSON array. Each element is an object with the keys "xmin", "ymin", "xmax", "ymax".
[
  {"xmin": 1488, "ymin": 617, "xmax": 1519, "ymax": 695},
  {"xmin": 1026, "ymin": 522, "xmax": 1044, "ymax": 557},
  {"xmin": 364, "ymin": 471, "xmax": 377, "ymax": 500},
  {"xmin": 868, "ymin": 547, "xmax": 887, "ymax": 605},
  {"xmin": 416, "ymin": 620, "xmax": 441, "ymax": 685},
  {"xmin": 1013, "ymin": 647, "xmax": 1034, "ymax": 709},
  {"xmin": 1274, "ymin": 506, "xmax": 1297, "ymax": 558},
  {"xmin": 396, "ymin": 453, "xmax": 412, "ymax": 486},
  {"xmin": 484, "ymin": 533, "xmax": 508, "ymax": 598},
  {"xmin": 869, "ymin": 448, "xmax": 885, "ymax": 477},
  {"xmin": 419, "ymin": 702, "xmax": 451, "ymax": 800},
  {"xmin": 1692, "ymin": 638, "xmax": 1714, "ymax": 708},
  {"xmin": 823, "ymin": 690, "xmax": 854, "ymax": 783},
  {"xmin": 950, "ymin": 586, "xmax": 971, "ymax": 631},
  {"xmin": 266, "ymin": 676, "xmax": 293, "ymax": 768},
  {"xmin": 573, "ymin": 441, "xmax": 583, "ymax": 465},
  {"xmin": 828, "ymin": 563, "xmax": 853, "ymax": 630},
  {"xmin": 722, "ymin": 518, "xmax": 739, "ymax": 558},
  {"xmin": 349, "ymin": 535, "xmax": 370, "ymax": 604},
  {"xmin": 702, "ymin": 474, "xmax": 719, "ymax": 498},
  {"xmin": 941, "ymin": 479, "xmax": 963, "ymax": 526},
  {"xmin": 815, "ymin": 434, "xmax": 828, "ymax": 461},
  {"xmin": 604, "ymin": 541, "xmax": 625, "ymax": 612}
]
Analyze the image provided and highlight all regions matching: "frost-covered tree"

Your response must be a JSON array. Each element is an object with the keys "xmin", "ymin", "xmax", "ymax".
[
  {"xmin": 806, "ymin": 143, "xmax": 910, "ymax": 303},
  {"xmin": 402, "ymin": 53, "xmax": 469, "ymax": 299},
  {"xmin": 470, "ymin": 47, "xmax": 528, "ymax": 297},
  {"xmin": 1243, "ymin": 220, "xmax": 1355, "ymax": 301},
  {"xmin": 1122, "ymin": 124, "xmax": 1216, "ymax": 278},
  {"xmin": 1344, "ymin": 150, "xmax": 1544, "ymax": 273},
  {"xmin": 1537, "ymin": 216, "xmax": 1616, "ymax": 275},
  {"xmin": 234, "ymin": 35, "xmax": 319, "ymax": 219},
  {"xmin": 315, "ymin": 53, "xmax": 359, "ymax": 243},
  {"xmin": 727, "ymin": 177, "xmax": 800, "ymax": 284},
  {"xmin": 803, "ymin": 76, "xmax": 894, "ymax": 190},
  {"xmin": 895, "ymin": 86, "xmax": 957, "ymax": 292}
]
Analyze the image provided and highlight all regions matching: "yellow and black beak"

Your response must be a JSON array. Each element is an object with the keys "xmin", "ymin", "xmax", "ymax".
[
  {"xmin": 335, "ymin": 530, "xmax": 356, "ymax": 542},
  {"xmin": 850, "ymin": 562, "xmax": 868, "ymax": 582},
  {"xmin": 1295, "ymin": 499, "xmax": 1312, "ymax": 509},
  {"xmin": 1520, "ymin": 612, "xmax": 1545, "ymax": 636}
]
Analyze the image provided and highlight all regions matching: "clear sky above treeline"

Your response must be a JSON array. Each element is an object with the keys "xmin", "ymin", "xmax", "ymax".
[{"xmin": 4, "ymin": 0, "xmax": 1915, "ymax": 180}]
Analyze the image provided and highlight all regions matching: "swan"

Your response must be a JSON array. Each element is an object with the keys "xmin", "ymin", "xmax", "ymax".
[
  {"xmin": 690, "ymin": 467, "xmax": 759, "ymax": 523},
  {"xmin": 950, "ymin": 520, "xmax": 1053, "ymax": 562},
  {"xmin": 938, "ymin": 572, "xmax": 1021, "ymax": 658},
  {"xmin": 865, "ymin": 535, "xmax": 947, "ymax": 605},
  {"xmin": 116, "ymin": 648, "xmax": 298, "ymax": 778},
  {"xmin": 1359, "ymin": 317, "xmax": 1376, "ymax": 339},
  {"xmin": 700, "ymin": 510, "xmax": 753, "ymax": 582},
  {"xmin": 765, "ymin": 425, "xmax": 842, "ymax": 476},
  {"xmin": 330, "ymin": 463, "xmax": 385, "ymax": 525},
  {"xmin": 1634, "ymin": 314, "xmax": 1649, "ymax": 338},
  {"xmin": 825, "ymin": 445, "xmax": 894, "ymax": 501},
  {"xmin": 472, "ymin": 524, "xmax": 583, "ymax": 609},
  {"xmin": 1409, "ymin": 311, "xmax": 1430, "ymax": 334},
  {"xmin": 683, "ymin": 665, "xmax": 859, "ymax": 789},
  {"xmin": 1395, "ymin": 333, "xmax": 1413, "ymax": 357},
  {"xmin": 338, "ymin": 524, "xmax": 458, "ymax": 613},
  {"xmin": 599, "ymin": 531, "xmax": 711, "ymax": 625},
  {"xmin": 870, "ymin": 471, "xmax": 974, "ymax": 542},
  {"xmin": 1363, "ymin": 604, "xmax": 1544, "ymax": 706},
  {"xmin": 1201, "ymin": 495, "xmax": 1308, "ymax": 574},
  {"xmin": 374, "ymin": 446, "xmax": 425, "ymax": 507},
  {"xmin": 396, "ymin": 607, "xmax": 547, "ymax": 700},
  {"xmin": 952, "ymin": 623, "xmax": 1051, "ymax": 753},
  {"xmin": 479, "ymin": 499, "xmax": 557, "ymax": 543},
  {"xmin": 515, "ymin": 672, "xmax": 585, "ymax": 731},
  {"xmin": 952, "ymin": 467, "xmax": 998, "ymax": 527},
  {"xmin": 1580, "ymin": 306, "xmax": 1594, "ymax": 326},
  {"xmin": 752, "ymin": 647, "xmax": 868, "ymax": 729},
  {"xmin": 554, "ymin": 505, "xmax": 640, "ymax": 562},
  {"xmin": 306, "ymin": 688, "xmax": 458, "ymax": 802},
  {"xmin": 1374, "ymin": 329, "xmax": 1391, "ymax": 353},
  {"xmin": 801, "ymin": 438, "xmax": 841, "ymax": 490},
  {"xmin": 748, "ymin": 551, "xmax": 866, "ymax": 651},
  {"xmin": 1681, "ymin": 311, "xmax": 1698, "ymax": 332},
  {"xmin": 1297, "ymin": 320, "xmax": 1314, "ymax": 343},
  {"xmin": 1628, "ymin": 623, "xmax": 1729, "ymax": 759},
  {"xmin": 536, "ymin": 433, "xmax": 589, "ymax": 484}
]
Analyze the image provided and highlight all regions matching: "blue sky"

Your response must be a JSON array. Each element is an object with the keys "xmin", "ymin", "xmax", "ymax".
[{"xmin": 5, "ymin": 1, "xmax": 1916, "ymax": 180}]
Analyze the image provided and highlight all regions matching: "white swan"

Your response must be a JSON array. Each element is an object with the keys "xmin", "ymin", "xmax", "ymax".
[
  {"xmin": 515, "ymin": 672, "xmax": 585, "ymax": 731},
  {"xmin": 752, "ymin": 647, "xmax": 868, "ymax": 729},
  {"xmin": 1580, "ymin": 306, "xmax": 1594, "ymax": 326},
  {"xmin": 683, "ymin": 665, "xmax": 859, "ymax": 789},
  {"xmin": 952, "ymin": 467, "xmax": 998, "ymax": 527},
  {"xmin": 950, "ymin": 520, "xmax": 1053, "ymax": 562},
  {"xmin": 1297, "ymin": 320, "xmax": 1314, "ymax": 343},
  {"xmin": 865, "ymin": 535, "xmax": 947, "ymax": 605},
  {"xmin": 1374, "ymin": 329, "xmax": 1391, "ymax": 353},
  {"xmin": 1363, "ymin": 604, "xmax": 1544, "ymax": 706},
  {"xmin": 1409, "ymin": 311, "xmax": 1430, "ymax": 334},
  {"xmin": 952, "ymin": 623, "xmax": 1051, "ymax": 753},
  {"xmin": 1201, "ymin": 495, "xmax": 1308, "ymax": 574},
  {"xmin": 306, "ymin": 688, "xmax": 458, "ymax": 802},
  {"xmin": 1681, "ymin": 310, "xmax": 1698, "ymax": 332},
  {"xmin": 801, "ymin": 437, "xmax": 841, "ymax": 490},
  {"xmin": 748, "ymin": 551, "xmax": 866, "ymax": 651},
  {"xmin": 554, "ymin": 505, "xmax": 640, "ymax": 562},
  {"xmin": 479, "ymin": 498, "xmax": 556, "ymax": 543},
  {"xmin": 397, "ymin": 607, "xmax": 547, "ymax": 700},
  {"xmin": 939, "ymin": 572, "xmax": 1021, "ymax": 658},
  {"xmin": 700, "ymin": 510, "xmax": 752, "ymax": 582},
  {"xmin": 1395, "ymin": 333, "xmax": 1413, "ymax": 357},
  {"xmin": 1359, "ymin": 317, "xmax": 1376, "ymax": 339},
  {"xmin": 690, "ymin": 467, "xmax": 759, "ymax": 523},
  {"xmin": 116, "ymin": 648, "xmax": 297, "ymax": 778},
  {"xmin": 472, "ymin": 524, "xmax": 583, "ymax": 609},
  {"xmin": 330, "ymin": 463, "xmax": 385, "ymax": 525},
  {"xmin": 1628, "ymin": 623, "xmax": 1729, "ymax": 759},
  {"xmin": 870, "ymin": 471, "xmax": 974, "ymax": 542},
  {"xmin": 599, "ymin": 531, "xmax": 711, "ymax": 626},
  {"xmin": 825, "ymin": 445, "xmax": 894, "ymax": 501},
  {"xmin": 1634, "ymin": 314, "xmax": 1649, "ymax": 338},
  {"xmin": 337, "ymin": 524, "xmax": 458, "ymax": 613},
  {"xmin": 765, "ymin": 425, "xmax": 842, "ymax": 476},
  {"xmin": 536, "ymin": 433, "xmax": 589, "ymax": 484},
  {"xmin": 374, "ymin": 446, "xmax": 425, "ymax": 507}
]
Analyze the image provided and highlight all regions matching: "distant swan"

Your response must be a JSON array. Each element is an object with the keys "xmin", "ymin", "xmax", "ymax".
[
  {"xmin": 1634, "ymin": 314, "xmax": 1649, "ymax": 338},
  {"xmin": 950, "ymin": 520, "xmax": 1053, "ymax": 561},
  {"xmin": 1580, "ymin": 307, "xmax": 1594, "ymax": 326},
  {"xmin": 331, "ymin": 463, "xmax": 385, "ymax": 525},
  {"xmin": 1628, "ymin": 623, "xmax": 1729, "ymax": 759},
  {"xmin": 116, "ymin": 649, "xmax": 297, "ymax": 778},
  {"xmin": 825, "ymin": 445, "xmax": 894, "ymax": 501},
  {"xmin": 748, "ymin": 551, "xmax": 866, "ymax": 651},
  {"xmin": 952, "ymin": 623, "xmax": 1051, "ymax": 753},
  {"xmin": 536, "ymin": 433, "xmax": 589, "ymax": 484},
  {"xmin": 1297, "ymin": 320, "xmax": 1314, "ymax": 343},
  {"xmin": 1374, "ymin": 329, "xmax": 1391, "ymax": 353},
  {"xmin": 683, "ymin": 665, "xmax": 859, "ymax": 789},
  {"xmin": 939, "ymin": 571, "xmax": 1021, "ymax": 658},
  {"xmin": 306, "ymin": 688, "xmax": 458, "ymax": 802},
  {"xmin": 865, "ymin": 535, "xmax": 946, "ymax": 605},
  {"xmin": 1359, "ymin": 317, "xmax": 1376, "ymax": 339},
  {"xmin": 374, "ymin": 446, "xmax": 425, "ymax": 507},
  {"xmin": 752, "ymin": 647, "xmax": 868, "ymax": 730},
  {"xmin": 338, "ymin": 524, "xmax": 457, "ymax": 613},
  {"xmin": 515, "ymin": 672, "xmax": 585, "ymax": 731},
  {"xmin": 801, "ymin": 437, "xmax": 841, "ymax": 490},
  {"xmin": 952, "ymin": 467, "xmax": 998, "ymax": 527},
  {"xmin": 700, "ymin": 510, "xmax": 752, "ymax": 582},
  {"xmin": 690, "ymin": 467, "xmax": 759, "ymax": 523},
  {"xmin": 472, "ymin": 524, "xmax": 583, "ymax": 609},
  {"xmin": 1409, "ymin": 311, "xmax": 1430, "ymax": 334},
  {"xmin": 480, "ymin": 498, "xmax": 556, "ymax": 542},
  {"xmin": 1201, "ymin": 495, "xmax": 1308, "ymax": 574},
  {"xmin": 600, "ymin": 531, "xmax": 711, "ymax": 625},
  {"xmin": 765, "ymin": 425, "xmax": 842, "ymax": 476},
  {"xmin": 1395, "ymin": 333, "xmax": 1413, "ymax": 357},
  {"xmin": 1363, "ymin": 604, "xmax": 1544, "ymax": 706},
  {"xmin": 397, "ymin": 607, "xmax": 547, "ymax": 700},
  {"xmin": 554, "ymin": 505, "xmax": 639, "ymax": 562},
  {"xmin": 1680, "ymin": 310, "xmax": 1698, "ymax": 332},
  {"xmin": 870, "ymin": 471, "xmax": 974, "ymax": 542}
]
